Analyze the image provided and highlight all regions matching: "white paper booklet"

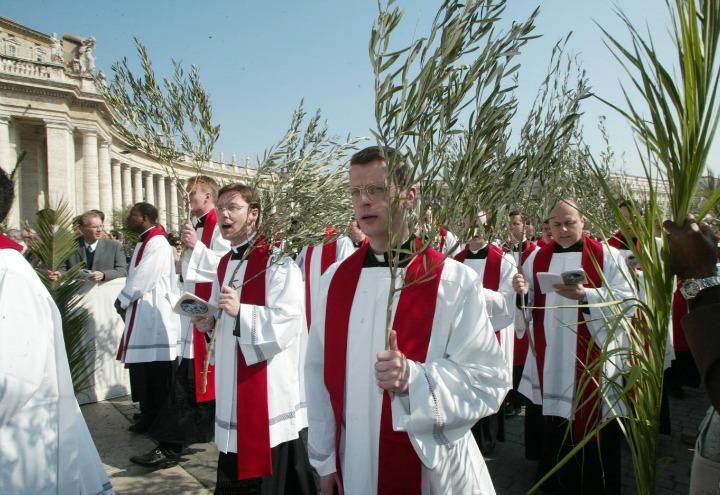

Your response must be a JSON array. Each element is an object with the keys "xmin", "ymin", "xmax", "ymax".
[{"xmin": 173, "ymin": 291, "xmax": 218, "ymax": 317}]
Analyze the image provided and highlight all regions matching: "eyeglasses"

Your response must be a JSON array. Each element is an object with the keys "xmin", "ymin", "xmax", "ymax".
[
  {"xmin": 348, "ymin": 184, "xmax": 388, "ymax": 200},
  {"xmin": 216, "ymin": 205, "xmax": 248, "ymax": 215}
]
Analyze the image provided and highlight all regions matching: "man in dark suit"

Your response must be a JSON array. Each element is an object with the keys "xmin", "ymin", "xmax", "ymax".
[{"xmin": 48, "ymin": 210, "xmax": 127, "ymax": 281}]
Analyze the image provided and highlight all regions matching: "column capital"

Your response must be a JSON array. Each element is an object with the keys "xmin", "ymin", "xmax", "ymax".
[
  {"xmin": 0, "ymin": 114, "xmax": 10, "ymax": 125},
  {"xmin": 77, "ymin": 126, "xmax": 98, "ymax": 137},
  {"xmin": 44, "ymin": 119, "xmax": 73, "ymax": 131}
]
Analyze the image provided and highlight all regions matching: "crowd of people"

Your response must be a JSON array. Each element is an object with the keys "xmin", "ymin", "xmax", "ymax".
[{"xmin": 1, "ymin": 145, "xmax": 720, "ymax": 494}]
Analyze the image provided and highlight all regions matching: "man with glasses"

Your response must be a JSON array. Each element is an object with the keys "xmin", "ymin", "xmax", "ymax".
[
  {"xmin": 305, "ymin": 145, "xmax": 510, "ymax": 494},
  {"xmin": 48, "ymin": 210, "xmax": 127, "ymax": 282},
  {"xmin": 131, "ymin": 176, "xmax": 230, "ymax": 468},
  {"xmin": 193, "ymin": 183, "xmax": 316, "ymax": 494}
]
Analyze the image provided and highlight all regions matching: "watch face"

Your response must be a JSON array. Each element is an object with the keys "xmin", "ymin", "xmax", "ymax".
[{"xmin": 682, "ymin": 280, "xmax": 701, "ymax": 298}]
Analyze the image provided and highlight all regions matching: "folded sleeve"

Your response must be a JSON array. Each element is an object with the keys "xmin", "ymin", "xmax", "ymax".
[
  {"xmin": 237, "ymin": 257, "xmax": 304, "ymax": 366},
  {"xmin": 391, "ymin": 272, "xmax": 511, "ymax": 465}
]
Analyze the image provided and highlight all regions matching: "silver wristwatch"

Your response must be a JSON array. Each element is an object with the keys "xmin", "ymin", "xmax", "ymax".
[{"xmin": 680, "ymin": 276, "xmax": 720, "ymax": 300}]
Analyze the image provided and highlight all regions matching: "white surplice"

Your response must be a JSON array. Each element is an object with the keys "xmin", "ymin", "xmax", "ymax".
[
  {"xmin": 306, "ymin": 258, "xmax": 510, "ymax": 495},
  {"xmin": 463, "ymin": 249, "xmax": 518, "ymax": 380},
  {"xmin": 117, "ymin": 234, "xmax": 180, "ymax": 363},
  {"xmin": 611, "ymin": 236, "xmax": 675, "ymax": 369},
  {"xmin": 210, "ymin": 251, "xmax": 308, "ymax": 453},
  {"xmin": 516, "ymin": 244, "xmax": 634, "ymax": 420},
  {"xmin": 178, "ymin": 220, "xmax": 230, "ymax": 358},
  {"xmin": 0, "ymin": 248, "xmax": 113, "ymax": 495}
]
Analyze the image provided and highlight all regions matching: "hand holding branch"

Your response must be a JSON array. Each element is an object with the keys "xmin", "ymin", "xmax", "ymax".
[
  {"xmin": 512, "ymin": 273, "xmax": 529, "ymax": 295},
  {"xmin": 218, "ymin": 285, "xmax": 240, "ymax": 317},
  {"xmin": 375, "ymin": 330, "xmax": 409, "ymax": 393},
  {"xmin": 181, "ymin": 223, "xmax": 198, "ymax": 249}
]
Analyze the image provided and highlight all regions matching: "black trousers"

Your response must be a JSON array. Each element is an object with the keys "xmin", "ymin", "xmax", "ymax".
[
  {"xmin": 536, "ymin": 417, "xmax": 622, "ymax": 495},
  {"xmin": 215, "ymin": 429, "xmax": 317, "ymax": 495},
  {"xmin": 149, "ymin": 358, "xmax": 215, "ymax": 450},
  {"xmin": 128, "ymin": 360, "xmax": 176, "ymax": 426}
]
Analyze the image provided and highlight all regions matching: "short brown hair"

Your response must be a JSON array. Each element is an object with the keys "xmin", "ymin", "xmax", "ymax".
[
  {"xmin": 217, "ymin": 183, "xmax": 261, "ymax": 211},
  {"xmin": 187, "ymin": 175, "xmax": 219, "ymax": 201},
  {"xmin": 350, "ymin": 145, "xmax": 412, "ymax": 189}
]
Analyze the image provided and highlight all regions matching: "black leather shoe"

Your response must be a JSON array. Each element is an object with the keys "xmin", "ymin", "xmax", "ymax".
[
  {"xmin": 130, "ymin": 447, "xmax": 180, "ymax": 468},
  {"xmin": 128, "ymin": 420, "xmax": 150, "ymax": 434}
]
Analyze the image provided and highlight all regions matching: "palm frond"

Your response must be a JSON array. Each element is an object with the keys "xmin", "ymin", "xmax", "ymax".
[{"xmin": 30, "ymin": 200, "xmax": 94, "ymax": 393}]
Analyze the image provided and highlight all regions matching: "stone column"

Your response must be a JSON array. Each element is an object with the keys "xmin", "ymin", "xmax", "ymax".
[
  {"xmin": 121, "ymin": 164, "xmax": 132, "ymax": 207},
  {"xmin": 156, "ymin": 175, "xmax": 167, "ymax": 229},
  {"xmin": 169, "ymin": 180, "xmax": 179, "ymax": 231},
  {"xmin": 82, "ymin": 129, "xmax": 100, "ymax": 211},
  {"xmin": 45, "ymin": 121, "xmax": 75, "ymax": 213},
  {"xmin": 144, "ymin": 171, "xmax": 155, "ymax": 204},
  {"xmin": 111, "ymin": 159, "xmax": 122, "ymax": 217},
  {"xmin": 0, "ymin": 115, "xmax": 19, "ymax": 227},
  {"xmin": 98, "ymin": 139, "xmax": 113, "ymax": 224},
  {"xmin": 132, "ymin": 168, "xmax": 143, "ymax": 204}
]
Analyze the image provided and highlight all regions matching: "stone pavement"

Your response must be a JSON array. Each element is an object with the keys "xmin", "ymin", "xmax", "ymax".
[{"xmin": 82, "ymin": 387, "xmax": 710, "ymax": 494}]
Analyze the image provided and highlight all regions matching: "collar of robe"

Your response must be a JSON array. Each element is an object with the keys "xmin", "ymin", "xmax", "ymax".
[
  {"xmin": 553, "ymin": 239, "xmax": 584, "ymax": 253},
  {"xmin": 194, "ymin": 210, "xmax": 212, "ymax": 229},
  {"xmin": 139, "ymin": 226, "xmax": 157, "ymax": 241},
  {"xmin": 362, "ymin": 236, "xmax": 415, "ymax": 268},
  {"xmin": 230, "ymin": 241, "xmax": 250, "ymax": 260},
  {"xmin": 465, "ymin": 244, "xmax": 489, "ymax": 259}
]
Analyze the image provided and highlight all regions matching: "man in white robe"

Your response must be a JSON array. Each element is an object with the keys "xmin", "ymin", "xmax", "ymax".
[
  {"xmin": 513, "ymin": 199, "xmax": 634, "ymax": 494},
  {"xmin": 305, "ymin": 146, "xmax": 510, "ymax": 495},
  {"xmin": 455, "ymin": 233, "xmax": 517, "ymax": 454},
  {"xmin": 115, "ymin": 202, "xmax": 180, "ymax": 436},
  {"xmin": 193, "ymin": 183, "xmax": 316, "ymax": 494},
  {"xmin": 0, "ymin": 167, "xmax": 112, "ymax": 495},
  {"xmin": 131, "ymin": 176, "xmax": 230, "ymax": 467}
]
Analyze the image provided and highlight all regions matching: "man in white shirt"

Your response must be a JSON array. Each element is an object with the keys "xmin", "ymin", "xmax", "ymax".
[
  {"xmin": 512, "ymin": 199, "xmax": 634, "ymax": 494},
  {"xmin": 0, "ymin": 166, "xmax": 112, "ymax": 495},
  {"xmin": 305, "ymin": 146, "xmax": 510, "ymax": 495},
  {"xmin": 194, "ymin": 183, "xmax": 316, "ymax": 494},
  {"xmin": 131, "ymin": 176, "xmax": 231, "ymax": 468},
  {"xmin": 115, "ymin": 203, "xmax": 180, "ymax": 439}
]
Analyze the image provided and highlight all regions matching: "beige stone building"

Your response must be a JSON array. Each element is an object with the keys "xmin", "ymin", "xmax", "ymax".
[{"xmin": 0, "ymin": 17, "xmax": 252, "ymax": 231}]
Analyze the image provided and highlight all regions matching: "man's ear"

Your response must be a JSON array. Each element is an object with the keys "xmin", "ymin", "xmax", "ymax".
[{"xmin": 404, "ymin": 186, "xmax": 417, "ymax": 209}]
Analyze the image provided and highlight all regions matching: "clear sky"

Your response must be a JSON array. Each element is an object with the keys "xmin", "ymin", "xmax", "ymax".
[{"xmin": 5, "ymin": 0, "xmax": 707, "ymax": 175}]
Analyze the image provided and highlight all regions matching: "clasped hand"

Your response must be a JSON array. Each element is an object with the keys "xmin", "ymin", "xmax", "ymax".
[{"xmin": 375, "ymin": 330, "xmax": 410, "ymax": 393}]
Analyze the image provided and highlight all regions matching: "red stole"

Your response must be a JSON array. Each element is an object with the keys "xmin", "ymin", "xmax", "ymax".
[
  {"xmin": 438, "ymin": 226, "xmax": 448, "ymax": 252},
  {"xmin": 116, "ymin": 226, "xmax": 167, "ymax": 362},
  {"xmin": 216, "ymin": 238, "xmax": 273, "ymax": 480},
  {"xmin": 192, "ymin": 209, "xmax": 219, "ymax": 402},
  {"xmin": 304, "ymin": 226, "xmax": 339, "ymax": 328},
  {"xmin": 514, "ymin": 240, "xmax": 536, "ymax": 367},
  {"xmin": 455, "ymin": 243, "xmax": 503, "ymax": 341},
  {"xmin": 324, "ymin": 240, "xmax": 444, "ymax": 495},
  {"xmin": 0, "ymin": 232, "xmax": 23, "ymax": 251},
  {"xmin": 531, "ymin": 236, "xmax": 604, "ymax": 441},
  {"xmin": 520, "ymin": 240, "xmax": 536, "ymax": 265}
]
